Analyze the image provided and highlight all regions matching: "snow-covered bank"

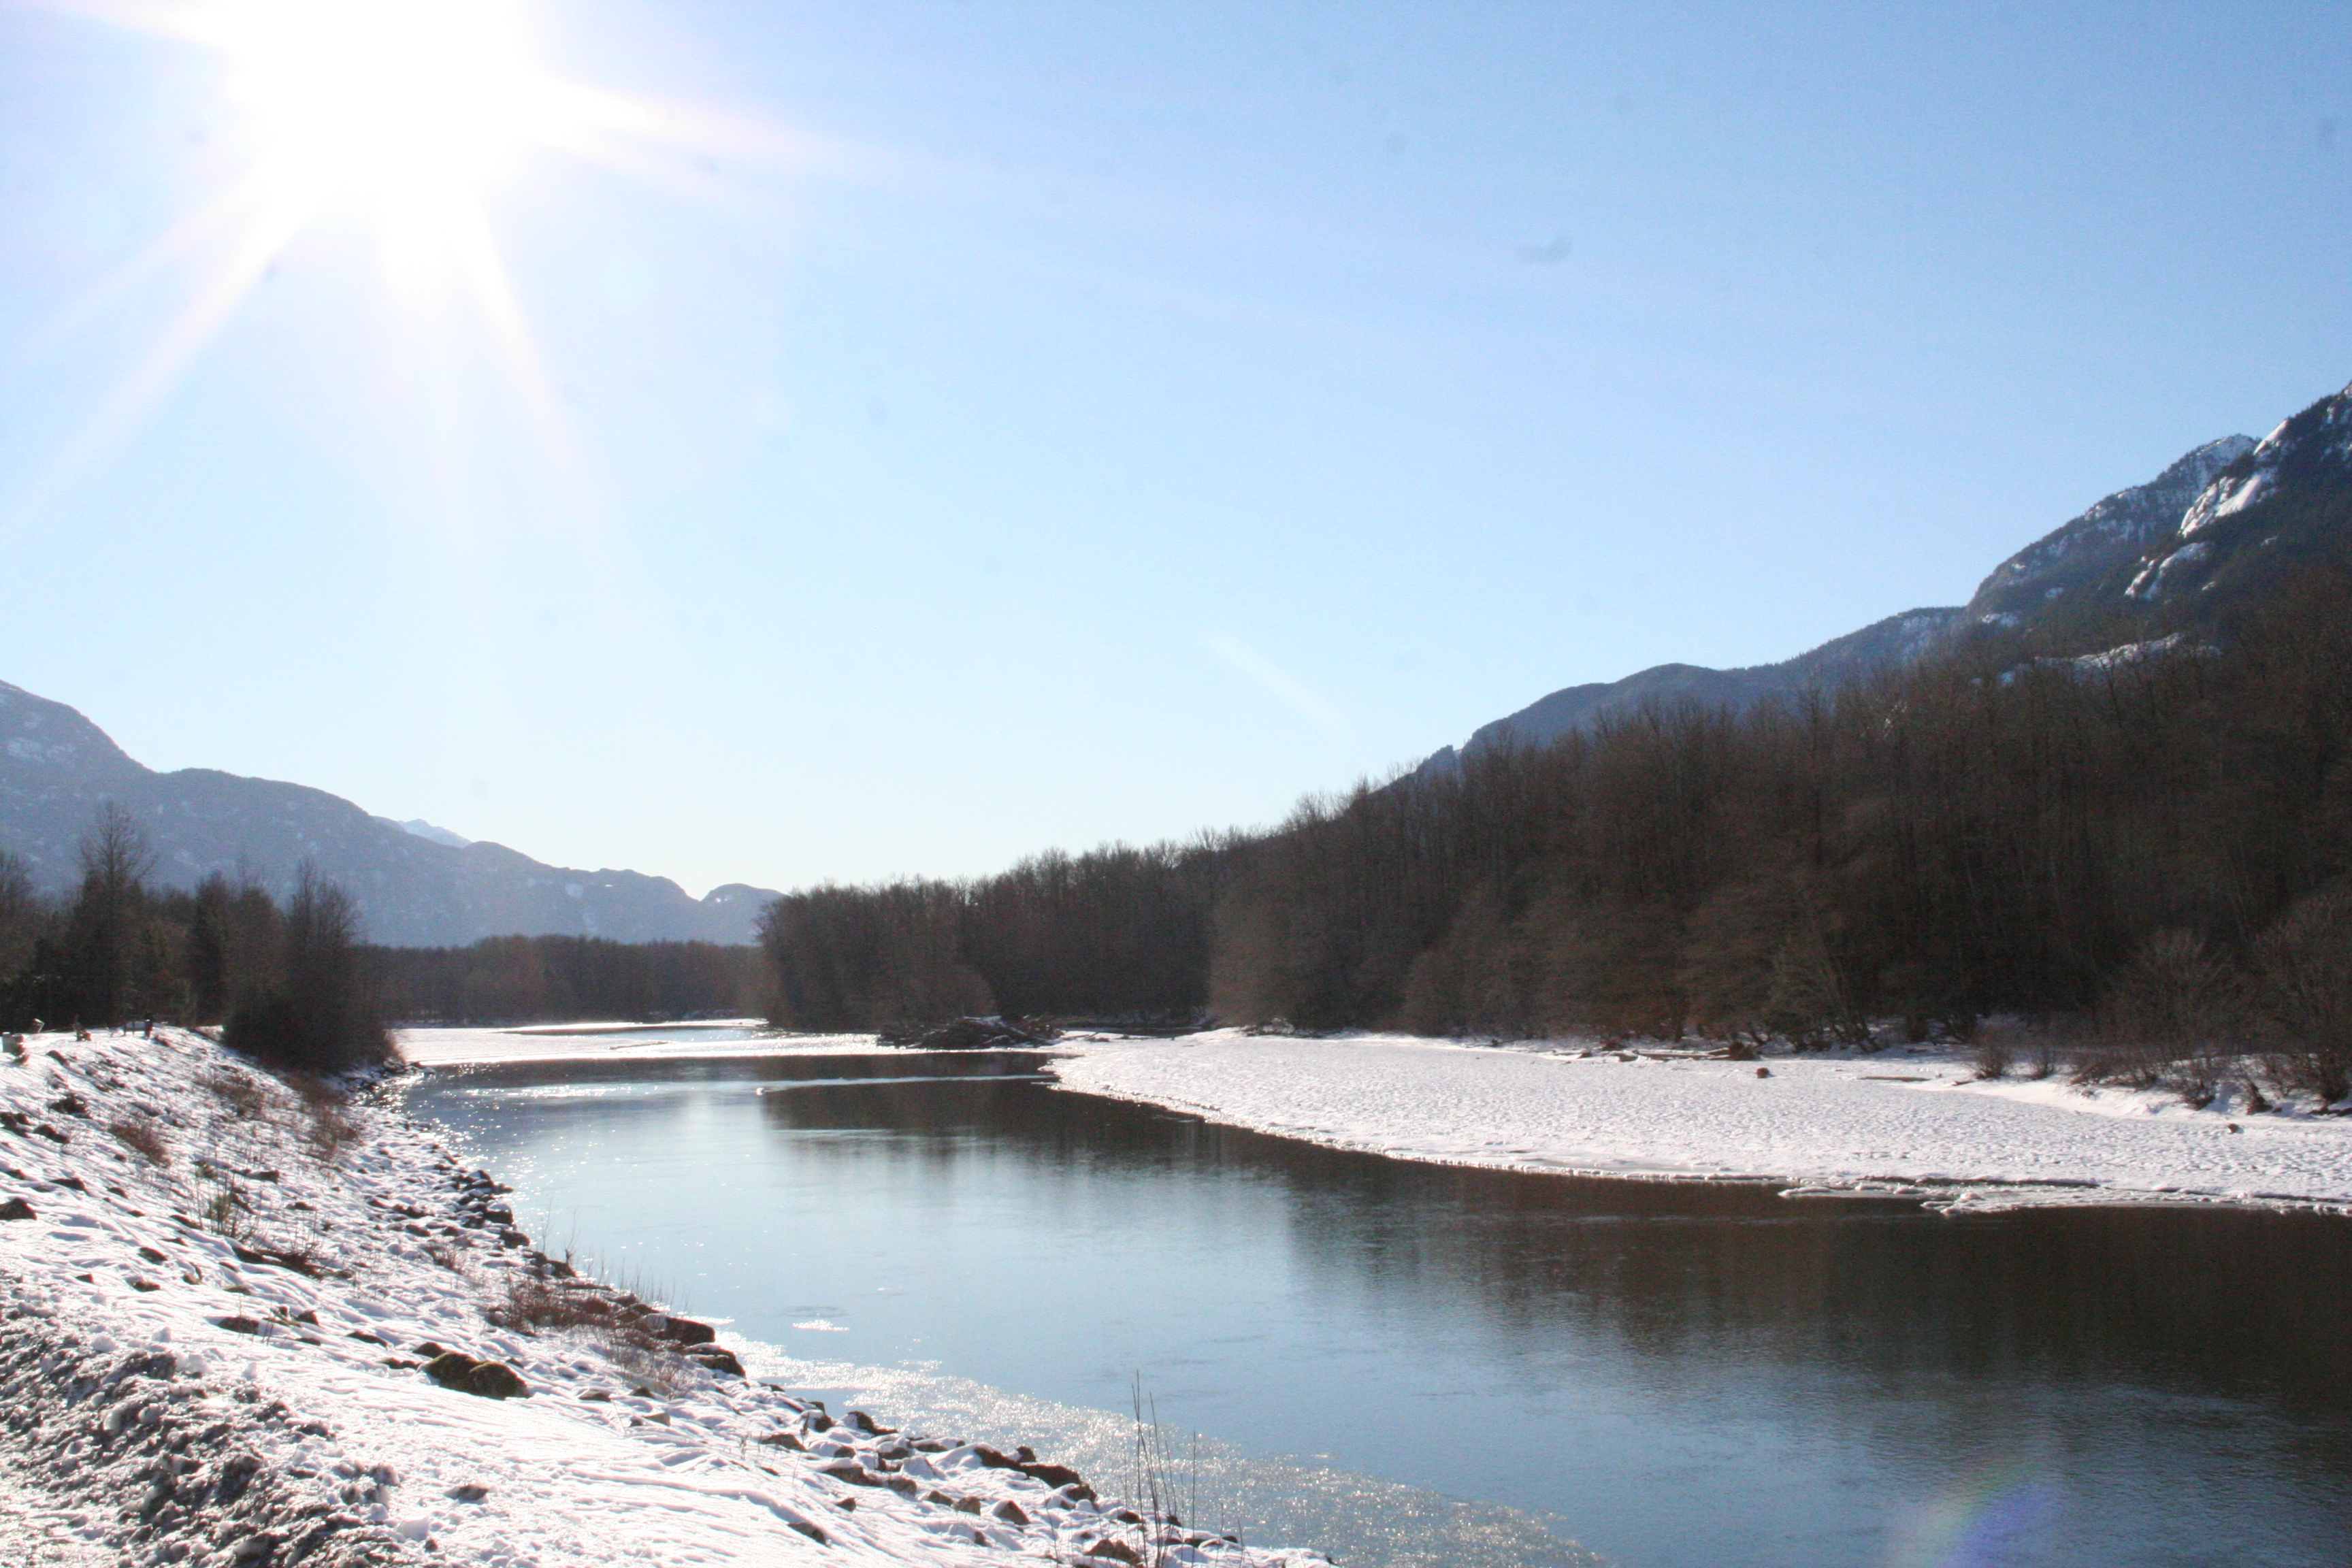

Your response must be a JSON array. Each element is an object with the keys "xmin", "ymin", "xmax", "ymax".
[
  {"xmin": 1052, "ymin": 1031, "xmax": 2352, "ymax": 1213},
  {"xmin": 0, "ymin": 1028, "xmax": 1325, "ymax": 1567}
]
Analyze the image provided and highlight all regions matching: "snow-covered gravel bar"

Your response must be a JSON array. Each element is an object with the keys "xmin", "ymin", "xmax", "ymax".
[
  {"xmin": 0, "ymin": 1028, "xmax": 1325, "ymax": 1568},
  {"xmin": 1051, "ymin": 1030, "xmax": 2352, "ymax": 1213}
]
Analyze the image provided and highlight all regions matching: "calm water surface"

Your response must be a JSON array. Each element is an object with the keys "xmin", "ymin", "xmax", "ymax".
[{"xmin": 399, "ymin": 1051, "xmax": 2352, "ymax": 1568}]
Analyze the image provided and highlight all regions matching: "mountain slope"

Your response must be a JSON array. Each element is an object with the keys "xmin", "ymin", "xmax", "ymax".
[
  {"xmin": 0, "ymin": 682, "xmax": 777, "ymax": 947},
  {"xmin": 1420, "ymin": 606, "xmax": 1960, "ymax": 774}
]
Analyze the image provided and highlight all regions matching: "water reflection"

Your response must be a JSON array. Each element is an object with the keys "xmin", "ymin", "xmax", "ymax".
[{"xmin": 404, "ymin": 1054, "xmax": 2352, "ymax": 1568}]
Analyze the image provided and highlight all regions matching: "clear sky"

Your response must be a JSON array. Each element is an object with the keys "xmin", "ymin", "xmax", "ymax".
[{"xmin": 1, "ymin": 0, "xmax": 2347, "ymax": 898}]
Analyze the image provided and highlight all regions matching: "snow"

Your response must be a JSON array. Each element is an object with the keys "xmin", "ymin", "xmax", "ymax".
[
  {"xmin": 0, "ymin": 1027, "xmax": 1321, "ymax": 1567},
  {"xmin": 1050, "ymin": 1030, "xmax": 2352, "ymax": 1215}
]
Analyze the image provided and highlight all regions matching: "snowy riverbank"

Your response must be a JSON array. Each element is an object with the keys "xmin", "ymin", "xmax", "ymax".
[
  {"xmin": 1054, "ymin": 1030, "xmax": 2352, "ymax": 1214},
  {"xmin": 0, "ymin": 1027, "xmax": 1326, "ymax": 1567}
]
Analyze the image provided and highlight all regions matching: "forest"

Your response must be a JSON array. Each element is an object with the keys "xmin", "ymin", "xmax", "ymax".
[
  {"xmin": 0, "ymin": 812, "xmax": 760, "ymax": 1056},
  {"xmin": 0, "ymin": 806, "xmax": 391, "ymax": 1071},
  {"xmin": 759, "ymin": 571, "xmax": 2352, "ymax": 1096}
]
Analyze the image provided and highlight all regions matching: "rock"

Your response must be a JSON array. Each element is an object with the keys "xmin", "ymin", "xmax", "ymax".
[
  {"xmin": 1085, "ymin": 1541, "xmax": 1143, "ymax": 1565},
  {"xmin": 217, "ymin": 1316, "xmax": 263, "ymax": 1335},
  {"xmin": 423, "ymin": 1352, "xmax": 528, "ymax": 1399},
  {"xmin": 819, "ymin": 1460, "xmax": 880, "ymax": 1487},
  {"xmin": 0, "ymin": 1197, "xmax": 34, "ymax": 1221},
  {"xmin": 845, "ymin": 1408, "xmax": 894, "ymax": 1434},
  {"xmin": 953, "ymin": 1496, "xmax": 985, "ymax": 1514},
  {"xmin": 686, "ymin": 1345, "xmax": 746, "ymax": 1377},
  {"xmin": 444, "ymin": 1483, "xmax": 491, "ymax": 1503},
  {"xmin": 1023, "ymin": 1460, "xmax": 1085, "ymax": 1489},
  {"xmin": 644, "ymin": 1313, "xmax": 717, "ymax": 1347},
  {"xmin": 992, "ymin": 1500, "xmax": 1030, "ymax": 1524},
  {"xmin": 756, "ymin": 1430, "xmax": 806, "ymax": 1450},
  {"xmin": 1754, "ymin": 1066, "xmax": 1772, "ymax": 1078}
]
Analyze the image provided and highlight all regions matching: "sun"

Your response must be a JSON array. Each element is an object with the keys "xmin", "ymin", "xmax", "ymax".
[
  {"xmin": 196, "ymin": 0, "xmax": 574, "ymax": 267},
  {"xmin": 17, "ymin": 0, "xmax": 821, "ymax": 520}
]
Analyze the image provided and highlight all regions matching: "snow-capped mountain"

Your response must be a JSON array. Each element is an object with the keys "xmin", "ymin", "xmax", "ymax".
[
  {"xmin": 1426, "ymin": 376, "xmax": 2352, "ymax": 767},
  {"xmin": 1959, "ymin": 436, "xmax": 2255, "ymax": 630},
  {"xmin": 2122, "ymin": 379, "xmax": 2352, "ymax": 610},
  {"xmin": 0, "ymin": 682, "xmax": 780, "ymax": 947}
]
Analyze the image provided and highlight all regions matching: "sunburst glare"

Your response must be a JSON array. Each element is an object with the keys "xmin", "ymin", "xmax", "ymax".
[{"xmin": 197, "ymin": 0, "xmax": 568, "ymax": 272}]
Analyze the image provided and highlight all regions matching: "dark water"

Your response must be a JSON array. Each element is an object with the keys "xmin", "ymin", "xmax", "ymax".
[{"xmin": 401, "ymin": 1052, "xmax": 2352, "ymax": 1568}]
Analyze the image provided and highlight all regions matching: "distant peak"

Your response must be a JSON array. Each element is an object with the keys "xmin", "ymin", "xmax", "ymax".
[{"xmin": 399, "ymin": 818, "xmax": 472, "ymax": 849}]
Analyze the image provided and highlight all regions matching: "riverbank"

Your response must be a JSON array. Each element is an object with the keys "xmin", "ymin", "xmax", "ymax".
[
  {"xmin": 1055, "ymin": 1030, "xmax": 2352, "ymax": 1213},
  {"xmin": 0, "ymin": 1028, "xmax": 1325, "ymax": 1567}
]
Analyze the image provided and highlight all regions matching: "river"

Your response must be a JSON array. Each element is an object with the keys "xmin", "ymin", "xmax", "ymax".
[{"xmin": 397, "ymin": 1042, "xmax": 2352, "ymax": 1568}]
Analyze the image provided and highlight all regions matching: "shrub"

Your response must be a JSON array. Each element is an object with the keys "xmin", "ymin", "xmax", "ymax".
[{"xmin": 2249, "ymin": 881, "xmax": 2352, "ymax": 1106}]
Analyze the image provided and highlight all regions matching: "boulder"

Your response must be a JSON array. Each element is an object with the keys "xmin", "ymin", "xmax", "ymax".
[
  {"xmin": 423, "ymin": 1352, "xmax": 528, "ymax": 1399},
  {"xmin": 642, "ymin": 1313, "xmax": 717, "ymax": 1347},
  {"xmin": 685, "ymin": 1345, "xmax": 746, "ymax": 1377},
  {"xmin": 0, "ymin": 1198, "xmax": 33, "ymax": 1221}
]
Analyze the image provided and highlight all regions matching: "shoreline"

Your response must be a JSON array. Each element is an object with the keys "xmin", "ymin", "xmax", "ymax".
[
  {"xmin": 404, "ymin": 1025, "xmax": 2352, "ymax": 1217},
  {"xmin": 0, "ymin": 1027, "xmax": 1326, "ymax": 1567}
]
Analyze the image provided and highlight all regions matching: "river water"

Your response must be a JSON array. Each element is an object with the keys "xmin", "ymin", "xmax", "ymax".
[{"xmin": 397, "ymin": 1045, "xmax": 2352, "ymax": 1568}]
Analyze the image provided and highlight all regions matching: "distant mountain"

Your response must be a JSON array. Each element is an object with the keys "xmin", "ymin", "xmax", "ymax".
[
  {"xmin": 387, "ymin": 817, "xmax": 471, "ymax": 849},
  {"xmin": 0, "ymin": 684, "xmax": 779, "ymax": 947},
  {"xmin": 1423, "ymin": 380, "xmax": 2352, "ymax": 771}
]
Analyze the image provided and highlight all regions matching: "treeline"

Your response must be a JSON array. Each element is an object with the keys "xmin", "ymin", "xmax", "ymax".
[
  {"xmin": 0, "ymin": 805, "xmax": 391, "ymax": 1071},
  {"xmin": 757, "ymin": 573, "xmax": 2352, "ymax": 1088},
  {"xmin": 760, "ymin": 840, "xmax": 1237, "ymax": 1030},
  {"xmin": 368, "ymin": 936, "xmax": 762, "ymax": 1024}
]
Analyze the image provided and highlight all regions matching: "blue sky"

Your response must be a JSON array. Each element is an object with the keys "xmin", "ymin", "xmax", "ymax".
[{"xmin": 1, "ymin": 0, "xmax": 2347, "ymax": 898}]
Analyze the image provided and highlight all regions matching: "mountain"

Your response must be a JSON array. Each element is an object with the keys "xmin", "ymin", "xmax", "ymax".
[
  {"xmin": 1424, "ymin": 378, "xmax": 2352, "ymax": 770},
  {"xmin": 0, "ymin": 683, "xmax": 779, "ymax": 947},
  {"xmin": 1418, "ymin": 606, "xmax": 1959, "ymax": 776},
  {"xmin": 1955, "ymin": 436, "xmax": 2255, "ymax": 631}
]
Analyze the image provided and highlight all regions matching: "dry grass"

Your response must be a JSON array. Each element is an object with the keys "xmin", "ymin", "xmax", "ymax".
[
  {"xmin": 109, "ymin": 1117, "xmax": 170, "ymax": 1164},
  {"xmin": 203, "ymin": 1068, "xmax": 269, "ymax": 1119},
  {"xmin": 280, "ymin": 1071, "xmax": 367, "ymax": 1161}
]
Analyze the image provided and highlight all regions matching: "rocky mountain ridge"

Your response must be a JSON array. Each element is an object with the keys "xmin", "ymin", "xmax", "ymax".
[{"xmin": 1426, "ymin": 376, "xmax": 2352, "ymax": 768}]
